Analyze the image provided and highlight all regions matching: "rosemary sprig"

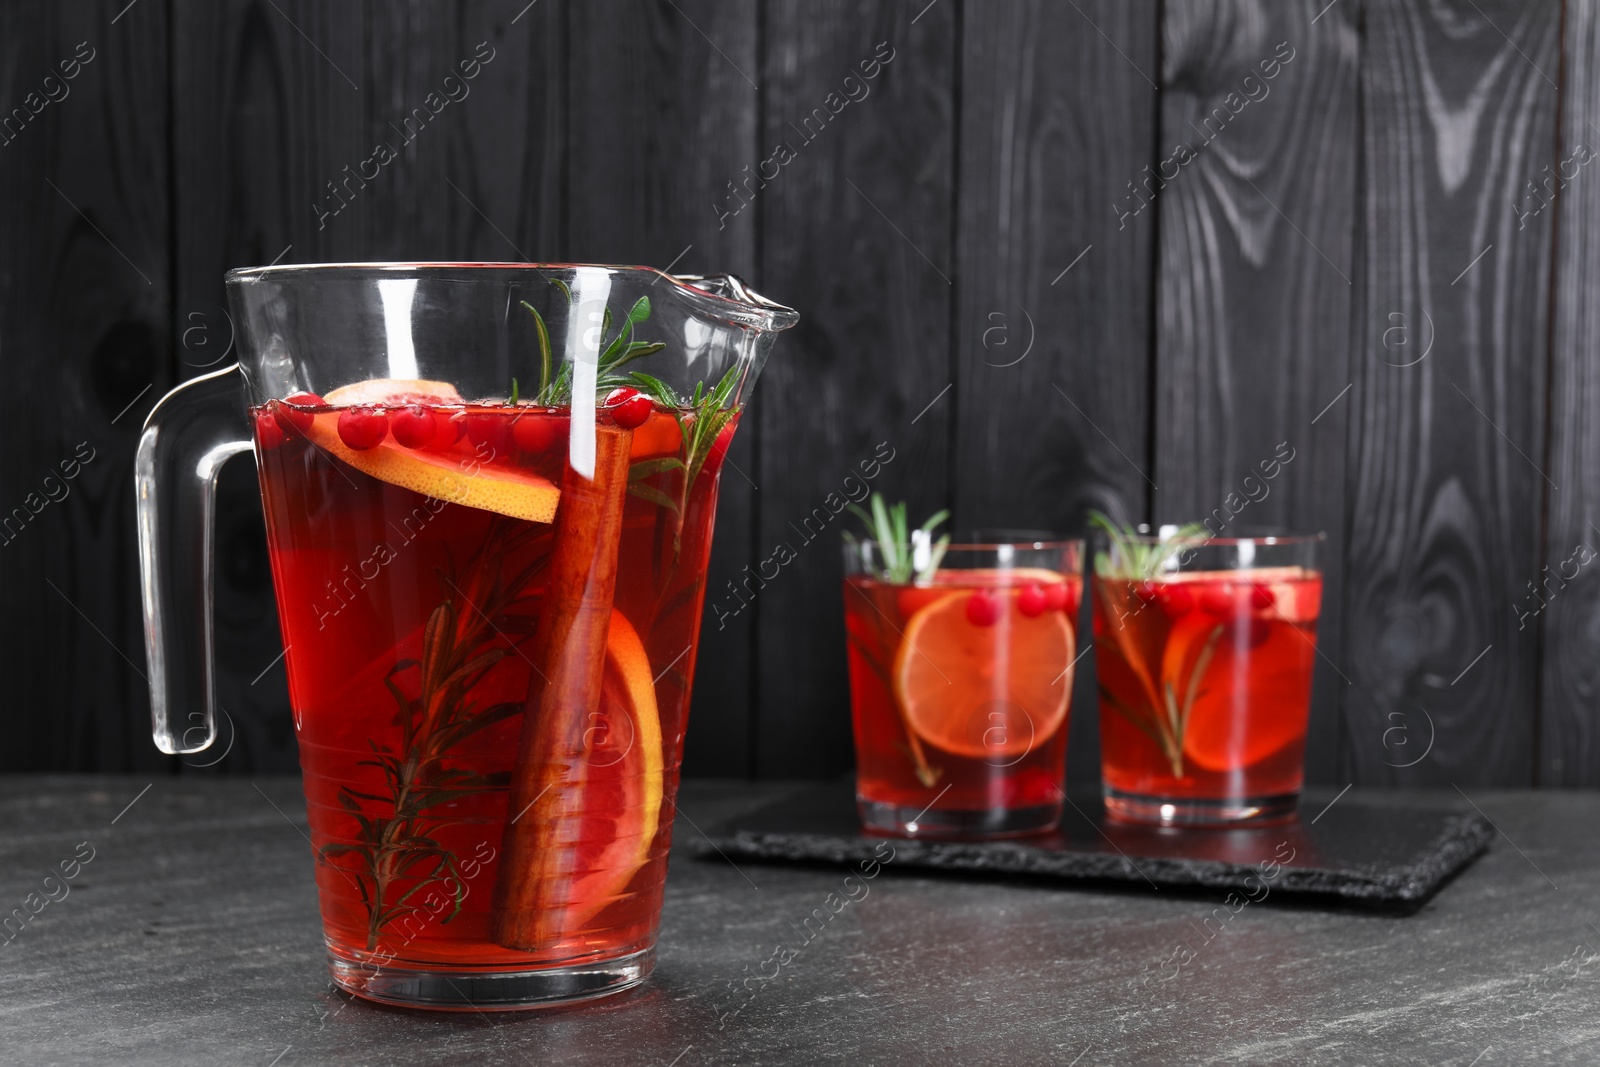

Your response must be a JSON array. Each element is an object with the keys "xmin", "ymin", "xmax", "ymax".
[
  {"xmin": 628, "ymin": 367, "xmax": 739, "ymax": 481},
  {"xmin": 520, "ymin": 291, "xmax": 667, "ymax": 406},
  {"xmin": 1086, "ymin": 510, "xmax": 1208, "ymax": 580},
  {"xmin": 518, "ymin": 283, "xmax": 735, "ymax": 487},
  {"xmin": 625, "ymin": 365, "xmax": 742, "ymax": 554},
  {"xmin": 1098, "ymin": 623, "xmax": 1223, "ymax": 778},
  {"xmin": 1086, "ymin": 511, "xmax": 1218, "ymax": 777},
  {"xmin": 319, "ymin": 518, "xmax": 547, "ymax": 950},
  {"xmin": 843, "ymin": 494, "xmax": 951, "ymax": 584},
  {"xmin": 518, "ymin": 282, "xmax": 743, "ymax": 558}
]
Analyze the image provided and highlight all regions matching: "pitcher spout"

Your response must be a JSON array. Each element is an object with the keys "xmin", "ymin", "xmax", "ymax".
[{"xmin": 670, "ymin": 272, "xmax": 800, "ymax": 333}]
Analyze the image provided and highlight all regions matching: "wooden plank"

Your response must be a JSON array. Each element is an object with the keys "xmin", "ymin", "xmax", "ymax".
[
  {"xmin": 355, "ymin": 3, "xmax": 565, "ymax": 261},
  {"xmin": 172, "ymin": 1, "xmax": 564, "ymax": 772},
  {"xmin": 1347, "ymin": 0, "xmax": 1559, "ymax": 786},
  {"xmin": 1538, "ymin": 0, "xmax": 1600, "ymax": 785},
  {"xmin": 0, "ymin": 3, "xmax": 172, "ymax": 772},
  {"xmin": 1152, "ymin": 1, "xmax": 1359, "ymax": 786},
  {"xmin": 567, "ymin": 0, "xmax": 759, "ymax": 778},
  {"xmin": 953, "ymin": 0, "xmax": 1158, "ymax": 790},
  {"xmin": 171, "ymin": 0, "xmax": 365, "ymax": 775},
  {"xmin": 756, "ymin": 2, "xmax": 955, "ymax": 778}
]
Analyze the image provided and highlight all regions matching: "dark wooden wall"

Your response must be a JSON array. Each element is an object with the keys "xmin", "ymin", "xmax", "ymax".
[{"xmin": 3, "ymin": 0, "xmax": 1595, "ymax": 788}]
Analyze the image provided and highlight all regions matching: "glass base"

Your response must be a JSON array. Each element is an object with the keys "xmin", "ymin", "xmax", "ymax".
[
  {"xmin": 327, "ymin": 946, "xmax": 653, "ymax": 1011},
  {"xmin": 1103, "ymin": 787, "xmax": 1298, "ymax": 827},
  {"xmin": 857, "ymin": 795, "xmax": 1061, "ymax": 839}
]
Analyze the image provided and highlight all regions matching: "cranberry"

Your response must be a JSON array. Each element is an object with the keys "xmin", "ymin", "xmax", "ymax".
[
  {"xmin": 337, "ymin": 407, "xmax": 388, "ymax": 450},
  {"xmin": 1200, "ymin": 584, "xmax": 1238, "ymax": 616},
  {"xmin": 1158, "ymin": 584, "xmax": 1194, "ymax": 618},
  {"xmin": 966, "ymin": 590, "xmax": 1002, "ymax": 627},
  {"xmin": 1042, "ymin": 582, "xmax": 1068, "ymax": 611},
  {"xmin": 1249, "ymin": 584, "xmax": 1276, "ymax": 611},
  {"xmin": 1018, "ymin": 583, "xmax": 1048, "ymax": 618},
  {"xmin": 1133, "ymin": 581, "xmax": 1160, "ymax": 605},
  {"xmin": 389, "ymin": 406, "xmax": 437, "ymax": 449},
  {"xmin": 605, "ymin": 387, "xmax": 654, "ymax": 430},
  {"xmin": 462, "ymin": 411, "xmax": 511, "ymax": 455},
  {"xmin": 434, "ymin": 411, "xmax": 466, "ymax": 447},
  {"xmin": 513, "ymin": 412, "xmax": 567, "ymax": 454},
  {"xmin": 254, "ymin": 411, "xmax": 284, "ymax": 451},
  {"xmin": 274, "ymin": 392, "xmax": 322, "ymax": 435}
]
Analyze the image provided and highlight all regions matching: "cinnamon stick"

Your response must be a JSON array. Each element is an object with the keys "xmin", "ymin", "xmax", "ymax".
[{"xmin": 492, "ymin": 424, "xmax": 632, "ymax": 951}]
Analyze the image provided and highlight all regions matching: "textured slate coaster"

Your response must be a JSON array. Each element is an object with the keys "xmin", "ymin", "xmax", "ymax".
[{"xmin": 694, "ymin": 782, "xmax": 1494, "ymax": 910}]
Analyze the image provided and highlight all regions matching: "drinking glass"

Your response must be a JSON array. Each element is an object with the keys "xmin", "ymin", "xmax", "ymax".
[
  {"xmin": 136, "ymin": 263, "xmax": 795, "ymax": 1009},
  {"xmin": 842, "ymin": 535, "xmax": 1084, "ymax": 837},
  {"xmin": 1092, "ymin": 531, "xmax": 1324, "ymax": 826}
]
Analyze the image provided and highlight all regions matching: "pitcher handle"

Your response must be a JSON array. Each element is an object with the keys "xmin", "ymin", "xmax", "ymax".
[{"xmin": 135, "ymin": 364, "xmax": 255, "ymax": 754}]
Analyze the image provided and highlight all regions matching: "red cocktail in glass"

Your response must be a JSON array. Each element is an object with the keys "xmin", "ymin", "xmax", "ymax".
[
  {"xmin": 843, "ymin": 536, "xmax": 1083, "ymax": 837},
  {"xmin": 1091, "ymin": 529, "xmax": 1323, "ymax": 825}
]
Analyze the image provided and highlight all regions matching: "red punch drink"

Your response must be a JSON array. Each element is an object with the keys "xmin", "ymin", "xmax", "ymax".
[
  {"xmin": 138, "ymin": 264, "xmax": 795, "ymax": 1009},
  {"xmin": 254, "ymin": 379, "xmax": 730, "ymax": 1002},
  {"xmin": 1090, "ymin": 522, "xmax": 1323, "ymax": 826},
  {"xmin": 842, "ymin": 525, "xmax": 1083, "ymax": 838}
]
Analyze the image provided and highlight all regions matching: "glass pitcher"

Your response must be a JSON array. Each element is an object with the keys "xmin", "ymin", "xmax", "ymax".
[{"xmin": 135, "ymin": 263, "xmax": 796, "ymax": 1010}]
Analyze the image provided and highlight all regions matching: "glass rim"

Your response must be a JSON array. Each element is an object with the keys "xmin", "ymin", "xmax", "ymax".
[
  {"xmin": 222, "ymin": 261, "xmax": 800, "ymax": 330},
  {"xmin": 854, "ymin": 537, "xmax": 1084, "ymax": 552},
  {"xmin": 1111, "ymin": 529, "xmax": 1326, "ymax": 547}
]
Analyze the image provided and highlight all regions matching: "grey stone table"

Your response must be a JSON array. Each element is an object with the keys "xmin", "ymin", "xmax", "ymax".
[{"xmin": 1, "ymin": 776, "xmax": 1597, "ymax": 1066}]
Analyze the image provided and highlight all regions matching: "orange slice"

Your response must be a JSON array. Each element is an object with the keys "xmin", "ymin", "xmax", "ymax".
[
  {"xmin": 303, "ymin": 379, "xmax": 562, "ymax": 523},
  {"xmin": 1175, "ymin": 622, "xmax": 1316, "ymax": 773},
  {"xmin": 894, "ymin": 589, "xmax": 1075, "ymax": 759},
  {"xmin": 1162, "ymin": 572, "xmax": 1320, "ymax": 773},
  {"xmin": 937, "ymin": 566, "xmax": 1068, "ymax": 588},
  {"xmin": 629, "ymin": 410, "xmax": 682, "ymax": 459},
  {"xmin": 559, "ymin": 609, "xmax": 665, "ymax": 929},
  {"xmin": 324, "ymin": 378, "xmax": 463, "ymax": 407}
]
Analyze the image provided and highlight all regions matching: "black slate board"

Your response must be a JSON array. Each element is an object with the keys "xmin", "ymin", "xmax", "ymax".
[{"xmin": 694, "ymin": 782, "xmax": 1494, "ymax": 911}]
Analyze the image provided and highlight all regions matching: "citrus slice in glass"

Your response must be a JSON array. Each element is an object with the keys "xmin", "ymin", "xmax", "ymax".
[
  {"xmin": 893, "ymin": 587, "xmax": 1075, "ymax": 759},
  {"xmin": 323, "ymin": 378, "xmax": 463, "ymax": 407},
  {"xmin": 558, "ymin": 608, "xmax": 666, "ymax": 930},
  {"xmin": 628, "ymin": 409, "xmax": 682, "ymax": 460},
  {"xmin": 302, "ymin": 379, "xmax": 562, "ymax": 523},
  {"xmin": 1165, "ymin": 569, "xmax": 1321, "ymax": 773}
]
